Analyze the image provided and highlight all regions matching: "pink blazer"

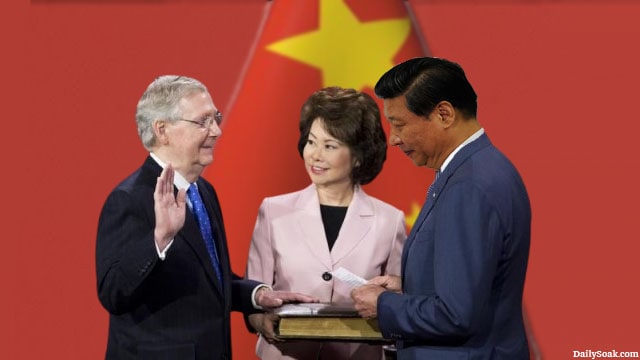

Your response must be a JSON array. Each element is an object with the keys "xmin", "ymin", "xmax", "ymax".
[{"xmin": 247, "ymin": 184, "xmax": 406, "ymax": 359}]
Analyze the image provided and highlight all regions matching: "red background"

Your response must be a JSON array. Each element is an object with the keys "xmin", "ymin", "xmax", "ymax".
[{"xmin": 2, "ymin": 0, "xmax": 639, "ymax": 359}]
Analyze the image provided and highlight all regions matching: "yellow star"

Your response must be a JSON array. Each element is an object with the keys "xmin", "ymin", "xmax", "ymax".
[
  {"xmin": 266, "ymin": 0, "xmax": 411, "ymax": 90},
  {"xmin": 404, "ymin": 201, "xmax": 422, "ymax": 230}
]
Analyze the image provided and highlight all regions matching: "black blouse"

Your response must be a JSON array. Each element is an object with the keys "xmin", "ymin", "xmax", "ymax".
[{"xmin": 320, "ymin": 204, "xmax": 348, "ymax": 251}]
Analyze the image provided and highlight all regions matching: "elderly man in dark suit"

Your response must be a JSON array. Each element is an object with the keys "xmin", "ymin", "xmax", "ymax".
[
  {"xmin": 351, "ymin": 57, "xmax": 532, "ymax": 359},
  {"xmin": 96, "ymin": 75, "xmax": 315, "ymax": 360}
]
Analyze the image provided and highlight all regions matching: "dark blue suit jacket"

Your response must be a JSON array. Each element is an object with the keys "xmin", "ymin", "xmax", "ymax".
[
  {"xmin": 96, "ymin": 156, "xmax": 260, "ymax": 360},
  {"xmin": 377, "ymin": 134, "xmax": 531, "ymax": 360}
]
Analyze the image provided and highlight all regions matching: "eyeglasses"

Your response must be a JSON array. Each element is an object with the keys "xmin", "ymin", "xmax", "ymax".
[{"xmin": 178, "ymin": 111, "xmax": 223, "ymax": 131}]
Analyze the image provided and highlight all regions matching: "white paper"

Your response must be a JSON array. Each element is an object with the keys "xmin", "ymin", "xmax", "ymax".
[
  {"xmin": 331, "ymin": 267, "xmax": 367, "ymax": 289},
  {"xmin": 273, "ymin": 303, "xmax": 358, "ymax": 317}
]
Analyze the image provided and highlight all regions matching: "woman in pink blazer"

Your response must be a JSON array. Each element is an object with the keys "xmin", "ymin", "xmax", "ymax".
[{"xmin": 246, "ymin": 87, "xmax": 407, "ymax": 359}]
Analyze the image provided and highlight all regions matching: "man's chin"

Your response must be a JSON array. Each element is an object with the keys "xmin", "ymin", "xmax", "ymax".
[
  {"xmin": 409, "ymin": 157, "xmax": 423, "ymax": 167},
  {"xmin": 200, "ymin": 152, "xmax": 214, "ymax": 163},
  {"xmin": 195, "ymin": 158, "xmax": 213, "ymax": 171}
]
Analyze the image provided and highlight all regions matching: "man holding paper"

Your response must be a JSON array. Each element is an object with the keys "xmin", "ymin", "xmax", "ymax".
[{"xmin": 350, "ymin": 58, "xmax": 531, "ymax": 359}]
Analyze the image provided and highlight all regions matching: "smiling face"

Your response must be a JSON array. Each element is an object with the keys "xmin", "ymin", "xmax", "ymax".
[
  {"xmin": 303, "ymin": 119, "xmax": 354, "ymax": 191},
  {"xmin": 384, "ymin": 95, "xmax": 447, "ymax": 169},
  {"xmin": 155, "ymin": 91, "xmax": 222, "ymax": 182}
]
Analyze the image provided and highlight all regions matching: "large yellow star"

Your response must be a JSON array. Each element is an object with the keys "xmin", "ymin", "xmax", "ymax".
[{"xmin": 267, "ymin": 0, "xmax": 411, "ymax": 90}]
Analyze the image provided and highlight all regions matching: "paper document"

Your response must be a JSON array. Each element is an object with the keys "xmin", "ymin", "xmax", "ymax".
[
  {"xmin": 331, "ymin": 267, "xmax": 367, "ymax": 289},
  {"xmin": 274, "ymin": 303, "xmax": 358, "ymax": 317}
]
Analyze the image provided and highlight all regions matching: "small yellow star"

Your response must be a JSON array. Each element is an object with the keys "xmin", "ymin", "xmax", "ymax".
[
  {"xmin": 266, "ymin": 0, "xmax": 411, "ymax": 90},
  {"xmin": 404, "ymin": 201, "xmax": 422, "ymax": 230}
]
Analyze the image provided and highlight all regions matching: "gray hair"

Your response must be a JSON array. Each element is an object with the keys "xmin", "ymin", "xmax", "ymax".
[{"xmin": 136, "ymin": 75, "xmax": 208, "ymax": 150}]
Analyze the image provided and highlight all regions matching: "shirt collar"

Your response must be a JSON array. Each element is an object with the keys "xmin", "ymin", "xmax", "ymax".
[
  {"xmin": 149, "ymin": 152, "xmax": 191, "ymax": 191},
  {"xmin": 440, "ymin": 128, "xmax": 484, "ymax": 173}
]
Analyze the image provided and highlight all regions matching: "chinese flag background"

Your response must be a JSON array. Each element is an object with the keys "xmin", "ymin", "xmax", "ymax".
[{"xmin": 2, "ymin": 0, "xmax": 640, "ymax": 359}]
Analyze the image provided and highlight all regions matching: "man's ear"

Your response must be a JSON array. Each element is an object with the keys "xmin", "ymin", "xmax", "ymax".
[
  {"xmin": 436, "ymin": 101, "xmax": 456, "ymax": 127},
  {"xmin": 153, "ymin": 119, "xmax": 169, "ymax": 144}
]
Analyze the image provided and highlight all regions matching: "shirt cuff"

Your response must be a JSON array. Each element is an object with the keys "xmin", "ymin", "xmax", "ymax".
[
  {"xmin": 251, "ymin": 284, "xmax": 273, "ymax": 310},
  {"xmin": 155, "ymin": 239, "xmax": 174, "ymax": 260}
]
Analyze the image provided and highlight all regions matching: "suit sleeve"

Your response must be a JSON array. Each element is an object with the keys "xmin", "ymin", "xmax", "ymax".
[
  {"xmin": 96, "ymin": 189, "xmax": 159, "ymax": 315},
  {"xmin": 231, "ymin": 274, "xmax": 263, "ymax": 314},
  {"xmin": 245, "ymin": 199, "xmax": 274, "ymax": 285},
  {"xmin": 378, "ymin": 182, "xmax": 503, "ymax": 342}
]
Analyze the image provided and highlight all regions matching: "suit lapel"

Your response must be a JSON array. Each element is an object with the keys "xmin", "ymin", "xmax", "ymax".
[
  {"xmin": 401, "ymin": 191, "xmax": 435, "ymax": 283},
  {"xmin": 194, "ymin": 179, "xmax": 227, "ymax": 295},
  {"xmin": 401, "ymin": 134, "xmax": 492, "ymax": 282},
  {"xmin": 296, "ymin": 186, "xmax": 333, "ymax": 269},
  {"xmin": 294, "ymin": 185, "xmax": 374, "ymax": 268},
  {"xmin": 178, "ymin": 207, "xmax": 224, "ymax": 297},
  {"xmin": 330, "ymin": 186, "xmax": 373, "ymax": 265}
]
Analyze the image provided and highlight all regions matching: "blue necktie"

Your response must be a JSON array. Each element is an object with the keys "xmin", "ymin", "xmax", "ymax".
[{"xmin": 187, "ymin": 183, "xmax": 223, "ymax": 284}]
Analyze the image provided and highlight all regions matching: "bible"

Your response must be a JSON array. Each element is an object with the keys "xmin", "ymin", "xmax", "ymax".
[{"xmin": 273, "ymin": 303, "xmax": 386, "ymax": 341}]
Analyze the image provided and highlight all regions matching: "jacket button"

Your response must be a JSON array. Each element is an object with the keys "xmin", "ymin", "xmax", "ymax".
[{"xmin": 322, "ymin": 272, "xmax": 332, "ymax": 281}]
